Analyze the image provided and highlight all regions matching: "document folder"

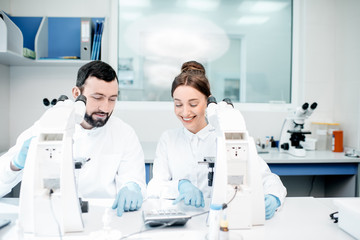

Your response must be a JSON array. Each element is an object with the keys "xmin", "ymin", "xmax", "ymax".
[
  {"xmin": 91, "ymin": 20, "xmax": 104, "ymax": 60},
  {"xmin": 80, "ymin": 18, "xmax": 93, "ymax": 60}
]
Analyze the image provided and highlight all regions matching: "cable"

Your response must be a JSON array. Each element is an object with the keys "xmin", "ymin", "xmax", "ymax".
[
  {"xmin": 193, "ymin": 186, "xmax": 239, "ymax": 226},
  {"xmin": 222, "ymin": 185, "xmax": 238, "ymax": 210},
  {"xmin": 190, "ymin": 211, "xmax": 209, "ymax": 218},
  {"xmin": 308, "ymin": 176, "xmax": 316, "ymax": 196},
  {"xmin": 49, "ymin": 189, "xmax": 63, "ymax": 240},
  {"xmin": 191, "ymin": 186, "xmax": 239, "ymax": 220}
]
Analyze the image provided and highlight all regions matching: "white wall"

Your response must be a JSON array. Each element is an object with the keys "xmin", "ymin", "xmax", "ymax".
[
  {"xmin": 0, "ymin": 64, "xmax": 10, "ymax": 151},
  {"xmin": 333, "ymin": 0, "xmax": 360, "ymax": 149},
  {"xmin": 301, "ymin": 0, "xmax": 360, "ymax": 149},
  {"xmin": 1, "ymin": 0, "xmax": 11, "ymax": 12},
  {"xmin": 302, "ymin": 0, "xmax": 336, "ymax": 123},
  {"xmin": 3, "ymin": 0, "xmax": 360, "ymax": 151},
  {"xmin": 9, "ymin": 66, "xmax": 77, "ymax": 144}
]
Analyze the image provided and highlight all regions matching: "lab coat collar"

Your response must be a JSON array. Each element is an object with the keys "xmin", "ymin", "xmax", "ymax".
[
  {"xmin": 75, "ymin": 122, "xmax": 105, "ymax": 136},
  {"xmin": 183, "ymin": 124, "xmax": 215, "ymax": 141}
]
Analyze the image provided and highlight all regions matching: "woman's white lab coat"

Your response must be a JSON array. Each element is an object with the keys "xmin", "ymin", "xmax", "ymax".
[
  {"xmin": 147, "ymin": 124, "xmax": 287, "ymax": 205},
  {"xmin": 0, "ymin": 116, "xmax": 146, "ymax": 198}
]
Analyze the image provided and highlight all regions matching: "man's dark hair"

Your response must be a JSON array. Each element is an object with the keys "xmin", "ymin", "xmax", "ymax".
[{"xmin": 76, "ymin": 61, "xmax": 118, "ymax": 90}]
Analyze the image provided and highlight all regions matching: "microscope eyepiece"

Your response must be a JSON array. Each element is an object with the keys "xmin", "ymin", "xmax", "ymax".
[
  {"xmin": 75, "ymin": 95, "xmax": 87, "ymax": 104},
  {"xmin": 310, "ymin": 102, "xmax": 317, "ymax": 110},
  {"xmin": 207, "ymin": 96, "xmax": 217, "ymax": 106},
  {"xmin": 50, "ymin": 99, "xmax": 57, "ymax": 106},
  {"xmin": 302, "ymin": 102, "xmax": 309, "ymax": 110},
  {"xmin": 43, "ymin": 98, "xmax": 50, "ymax": 107}
]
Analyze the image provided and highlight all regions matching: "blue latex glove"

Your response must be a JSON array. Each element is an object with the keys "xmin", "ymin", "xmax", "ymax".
[
  {"xmin": 112, "ymin": 182, "xmax": 143, "ymax": 217},
  {"xmin": 173, "ymin": 179, "xmax": 205, "ymax": 208},
  {"xmin": 12, "ymin": 137, "xmax": 34, "ymax": 170},
  {"xmin": 265, "ymin": 194, "xmax": 281, "ymax": 220}
]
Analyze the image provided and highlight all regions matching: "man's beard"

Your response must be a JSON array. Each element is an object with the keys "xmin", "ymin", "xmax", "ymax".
[{"xmin": 84, "ymin": 111, "xmax": 111, "ymax": 128}]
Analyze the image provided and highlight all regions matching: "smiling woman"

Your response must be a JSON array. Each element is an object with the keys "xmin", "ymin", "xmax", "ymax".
[
  {"xmin": 171, "ymin": 61, "xmax": 211, "ymax": 134},
  {"xmin": 117, "ymin": 0, "xmax": 293, "ymax": 103}
]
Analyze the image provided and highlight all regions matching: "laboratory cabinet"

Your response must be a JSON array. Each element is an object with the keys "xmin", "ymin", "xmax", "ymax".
[
  {"xmin": 264, "ymin": 150, "xmax": 360, "ymax": 197},
  {"xmin": 0, "ymin": 10, "xmax": 105, "ymax": 66}
]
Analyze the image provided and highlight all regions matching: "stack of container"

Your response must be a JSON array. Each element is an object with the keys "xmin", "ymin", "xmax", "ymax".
[{"xmin": 310, "ymin": 122, "xmax": 343, "ymax": 152}]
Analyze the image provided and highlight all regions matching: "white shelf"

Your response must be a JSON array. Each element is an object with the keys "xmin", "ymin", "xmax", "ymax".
[
  {"xmin": 0, "ymin": 12, "xmax": 104, "ymax": 67},
  {"xmin": 0, "ymin": 51, "xmax": 33, "ymax": 66},
  {"xmin": 0, "ymin": 51, "xmax": 91, "ymax": 67}
]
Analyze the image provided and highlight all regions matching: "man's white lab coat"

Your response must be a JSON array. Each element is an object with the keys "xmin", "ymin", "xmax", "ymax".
[{"xmin": 0, "ymin": 116, "xmax": 146, "ymax": 198}]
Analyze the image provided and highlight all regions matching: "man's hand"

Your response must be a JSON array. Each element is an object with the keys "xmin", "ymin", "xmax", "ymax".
[
  {"xmin": 112, "ymin": 182, "xmax": 143, "ymax": 217},
  {"xmin": 11, "ymin": 137, "xmax": 34, "ymax": 171}
]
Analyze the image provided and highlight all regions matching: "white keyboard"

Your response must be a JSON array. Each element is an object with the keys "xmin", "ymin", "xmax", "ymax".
[{"xmin": 142, "ymin": 209, "xmax": 191, "ymax": 227}]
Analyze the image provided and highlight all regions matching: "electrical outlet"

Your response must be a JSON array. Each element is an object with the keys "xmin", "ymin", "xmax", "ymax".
[{"xmin": 227, "ymin": 144, "xmax": 247, "ymax": 159}]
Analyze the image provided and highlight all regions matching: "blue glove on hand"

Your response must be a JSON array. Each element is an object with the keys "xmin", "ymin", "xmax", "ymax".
[
  {"xmin": 12, "ymin": 137, "xmax": 34, "ymax": 170},
  {"xmin": 265, "ymin": 194, "xmax": 281, "ymax": 220},
  {"xmin": 173, "ymin": 179, "xmax": 205, "ymax": 208},
  {"xmin": 112, "ymin": 182, "xmax": 143, "ymax": 217}
]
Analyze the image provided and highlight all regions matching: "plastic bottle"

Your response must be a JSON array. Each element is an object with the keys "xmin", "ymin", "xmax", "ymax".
[
  {"xmin": 219, "ymin": 219, "xmax": 229, "ymax": 240},
  {"xmin": 207, "ymin": 204, "xmax": 222, "ymax": 240},
  {"xmin": 265, "ymin": 136, "xmax": 270, "ymax": 149},
  {"xmin": 326, "ymin": 124, "xmax": 340, "ymax": 151},
  {"xmin": 89, "ymin": 208, "xmax": 122, "ymax": 240},
  {"xmin": 332, "ymin": 130, "xmax": 343, "ymax": 152},
  {"xmin": 311, "ymin": 122, "xmax": 328, "ymax": 150},
  {"xmin": 270, "ymin": 136, "xmax": 276, "ymax": 148}
]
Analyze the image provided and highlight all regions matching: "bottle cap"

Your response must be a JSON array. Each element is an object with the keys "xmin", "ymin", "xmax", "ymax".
[{"xmin": 210, "ymin": 204, "xmax": 222, "ymax": 210}]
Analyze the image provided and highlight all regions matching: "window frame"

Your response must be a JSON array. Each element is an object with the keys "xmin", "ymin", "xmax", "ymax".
[{"xmin": 108, "ymin": 0, "xmax": 302, "ymax": 113}]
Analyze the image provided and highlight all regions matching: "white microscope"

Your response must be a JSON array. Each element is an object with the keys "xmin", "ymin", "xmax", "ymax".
[
  {"xmin": 279, "ymin": 102, "xmax": 317, "ymax": 157},
  {"xmin": 18, "ymin": 95, "xmax": 87, "ymax": 237},
  {"xmin": 207, "ymin": 97, "xmax": 265, "ymax": 229}
]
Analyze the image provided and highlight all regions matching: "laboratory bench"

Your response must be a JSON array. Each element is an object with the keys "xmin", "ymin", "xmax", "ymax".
[
  {"xmin": 141, "ymin": 142, "xmax": 360, "ymax": 197},
  {"xmin": 262, "ymin": 150, "xmax": 360, "ymax": 197},
  {"xmin": 0, "ymin": 197, "xmax": 356, "ymax": 240}
]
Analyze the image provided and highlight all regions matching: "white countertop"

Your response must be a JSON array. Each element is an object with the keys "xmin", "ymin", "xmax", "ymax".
[
  {"xmin": 141, "ymin": 141, "xmax": 360, "ymax": 164},
  {"xmin": 261, "ymin": 150, "xmax": 360, "ymax": 164},
  {"xmin": 0, "ymin": 197, "xmax": 356, "ymax": 240}
]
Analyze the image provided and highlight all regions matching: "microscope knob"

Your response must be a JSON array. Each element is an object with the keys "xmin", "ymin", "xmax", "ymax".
[
  {"xmin": 222, "ymin": 98, "xmax": 234, "ymax": 108},
  {"xmin": 57, "ymin": 95, "xmax": 69, "ymax": 101},
  {"xmin": 281, "ymin": 143, "xmax": 289, "ymax": 150},
  {"xmin": 79, "ymin": 198, "xmax": 89, "ymax": 213}
]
